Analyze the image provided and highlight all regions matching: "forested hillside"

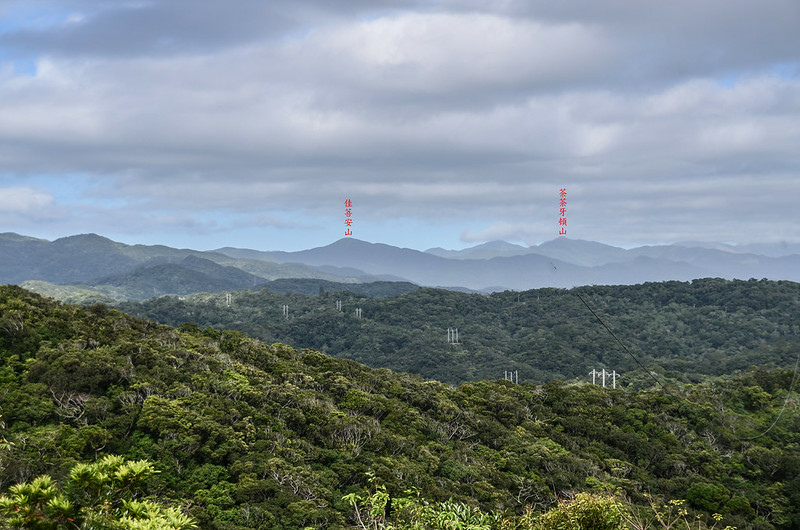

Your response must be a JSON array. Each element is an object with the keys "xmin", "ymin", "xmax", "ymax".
[
  {"xmin": 1, "ymin": 286, "xmax": 798, "ymax": 528},
  {"xmin": 118, "ymin": 278, "xmax": 800, "ymax": 386}
]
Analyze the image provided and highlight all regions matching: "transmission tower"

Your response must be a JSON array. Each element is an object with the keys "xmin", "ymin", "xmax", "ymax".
[
  {"xmin": 605, "ymin": 369, "xmax": 618, "ymax": 389},
  {"xmin": 447, "ymin": 328, "xmax": 460, "ymax": 344},
  {"xmin": 590, "ymin": 368, "xmax": 619, "ymax": 388}
]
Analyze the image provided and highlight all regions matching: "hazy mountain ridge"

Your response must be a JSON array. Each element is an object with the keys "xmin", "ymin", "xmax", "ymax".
[
  {"xmin": 425, "ymin": 240, "xmax": 530, "ymax": 260},
  {"xmin": 220, "ymin": 237, "xmax": 800, "ymax": 290},
  {"xmin": 0, "ymin": 232, "xmax": 366, "ymax": 299},
  {"xmin": 3, "ymin": 232, "xmax": 800, "ymax": 299}
]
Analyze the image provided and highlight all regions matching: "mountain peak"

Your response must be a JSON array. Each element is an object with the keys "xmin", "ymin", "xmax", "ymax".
[
  {"xmin": 475, "ymin": 240, "xmax": 527, "ymax": 250},
  {"xmin": 0, "ymin": 232, "xmax": 47, "ymax": 243},
  {"xmin": 53, "ymin": 233, "xmax": 119, "ymax": 246},
  {"xmin": 328, "ymin": 237, "xmax": 375, "ymax": 247},
  {"xmin": 536, "ymin": 237, "xmax": 618, "ymax": 250}
]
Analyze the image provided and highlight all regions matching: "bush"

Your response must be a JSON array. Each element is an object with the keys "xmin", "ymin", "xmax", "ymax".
[{"xmin": 532, "ymin": 493, "xmax": 625, "ymax": 530}]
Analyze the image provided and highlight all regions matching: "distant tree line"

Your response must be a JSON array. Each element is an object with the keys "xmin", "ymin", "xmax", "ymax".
[{"xmin": 118, "ymin": 278, "xmax": 800, "ymax": 387}]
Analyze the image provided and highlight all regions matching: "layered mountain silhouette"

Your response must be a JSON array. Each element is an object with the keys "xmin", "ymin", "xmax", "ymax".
[
  {"xmin": 0, "ymin": 233, "xmax": 365, "ymax": 300},
  {"xmin": 217, "ymin": 237, "xmax": 800, "ymax": 291},
  {"xmin": 2, "ymin": 232, "xmax": 799, "ymax": 299},
  {"xmin": 83, "ymin": 255, "xmax": 269, "ymax": 299}
]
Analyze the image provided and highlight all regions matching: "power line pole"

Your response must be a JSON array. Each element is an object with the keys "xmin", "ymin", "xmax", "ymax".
[
  {"xmin": 450, "ymin": 328, "xmax": 460, "ymax": 344},
  {"xmin": 590, "ymin": 369, "xmax": 620, "ymax": 388},
  {"xmin": 447, "ymin": 328, "xmax": 460, "ymax": 344},
  {"xmin": 282, "ymin": 304, "xmax": 288, "ymax": 319},
  {"xmin": 355, "ymin": 308, "xmax": 362, "ymax": 319},
  {"xmin": 226, "ymin": 293, "xmax": 232, "ymax": 307}
]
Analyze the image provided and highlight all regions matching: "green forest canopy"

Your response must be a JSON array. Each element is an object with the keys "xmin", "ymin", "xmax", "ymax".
[
  {"xmin": 118, "ymin": 278, "xmax": 800, "ymax": 386},
  {"xmin": 1, "ymin": 285, "xmax": 799, "ymax": 528}
]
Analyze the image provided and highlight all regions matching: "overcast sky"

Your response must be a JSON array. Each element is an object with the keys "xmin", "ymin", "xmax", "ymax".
[{"xmin": 1, "ymin": 0, "xmax": 798, "ymax": 251}]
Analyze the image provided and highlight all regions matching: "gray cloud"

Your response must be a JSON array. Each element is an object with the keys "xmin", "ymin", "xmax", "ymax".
[{"xmin": 0, "ymin": 0, "xmax": 798, "ymax": 247}]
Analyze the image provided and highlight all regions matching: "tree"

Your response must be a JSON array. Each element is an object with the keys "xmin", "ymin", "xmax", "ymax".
[{"xmin": 0, "ymin": 455, "xmax": 196, "ymax": 529}]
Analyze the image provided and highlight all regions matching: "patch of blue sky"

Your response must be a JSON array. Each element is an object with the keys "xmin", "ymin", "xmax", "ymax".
[
  {"xmin": 771, "ymin": 62, "xmax": 799, "ymax": 80},
  {"xmin": 717, "ymin": 62, "xmax": 799, "ymax": 88},
  {"xmin": 11, "ymin": 57, "xmax": 37, "ymax": 75},
  {"xmin": 1, "ymin": 173, "xmax": 99, "ymax": 205},
  {"xmin": 715, "ymin": 73, "xmax": 740, "ymax": 88},
  {"xmin": 0, "ymin": 4, "xmax": 81, "ymax": 74},
  {"xmin": 0, "ymin": 3, "xmax": 78, "ymax": 34},
  {"xmin": 0, "ymin": 52, "xmax": 37, "ymax": 76}
]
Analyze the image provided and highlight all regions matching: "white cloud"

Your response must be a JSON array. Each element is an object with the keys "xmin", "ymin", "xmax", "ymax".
[
  {"xmin": 0, "ymin": 1, "xmax": 798, "ymax": 248},
  {"xmin": 0, "ymin": 186, "xmax": 56, "ymax": 215},
  {"xmin": 310, "ymin": 13, "xmax": 611, "ymax": 94}
]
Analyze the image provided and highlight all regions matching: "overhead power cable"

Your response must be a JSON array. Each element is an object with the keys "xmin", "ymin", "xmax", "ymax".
[
  {"xmin": 576, "ymin": 291, "xmax": 800, "ymax": 440},
  {"xmin": 576, "ymin": 293, "xmax": 672, "ymax": 395},
  {"xmin": 737, "ymin": 347, "xmax": 800, "ymax": 440}
]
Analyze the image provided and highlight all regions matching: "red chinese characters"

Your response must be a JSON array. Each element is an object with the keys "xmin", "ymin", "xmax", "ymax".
[
  {"xmin": 344, "ymin": 199, "xmax": 353, "ymax": 236},
  {"xmin": 558, "ymin": 188, "xmax": 567, "ymax": 235}
]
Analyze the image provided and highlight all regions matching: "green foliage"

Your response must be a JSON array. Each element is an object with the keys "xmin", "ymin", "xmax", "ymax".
[
  {"xmin": 20, "ymin": 281, "xmax": 115, "ymax": 306},
  {"xmin": 1, "ymin": 285, "xmax": 798, "ymax": 528},
  {"xmin": 344, "ymin": 477, "xmax": 504, "ymax": 529},
  {"xmin": 0, "ymin": 455, "xmax": 196, "ymax": 529},
  {"xmin": 393, "ymin": 496, "xmax": 504, "ymax": 529},
  {"xmin": 118, "ymin": 278, "xmax": 800, "ymax": 387},
  {"xmin": 342, "ymin": 472, "xmax": 392, "ymax": 529},
  {"xmin": 625, "ymin": 496, "xmax": 737, "ymax": 530},
  {"xmin": 686, "ymin": 483, "xmax": 730, "ymax": 513},
  {"xmin": 531, "ymin": 493, "xmax": 625, "ymax": 530}
]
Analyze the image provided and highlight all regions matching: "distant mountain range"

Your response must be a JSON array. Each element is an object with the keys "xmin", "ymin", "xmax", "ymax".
[
  {"xmin": 2, "ymin": 232, "xmax": 799, "ymax": 299},
  {"xmin": 0, "ymin": 233, "xmax": 372, "ymax": 301},
  {"xmin": 216, "ymin": 236, "xmax": 800, "ymax": 291}
]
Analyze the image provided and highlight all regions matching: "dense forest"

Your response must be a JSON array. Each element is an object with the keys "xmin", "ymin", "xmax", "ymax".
[
  {"xmin": 21, "ymin": 277, "xmax": 420, "ymax": 305},
  {"xmin": 117, "ymin": 278, "xmax": 800, "ymax": 387},
  {"xmin": 1, "ymin": 285, "xmax": 799, "ymax": 528}
]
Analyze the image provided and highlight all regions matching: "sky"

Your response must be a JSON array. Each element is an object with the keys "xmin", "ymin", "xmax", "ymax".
[{"xmin": 1, "ymin": 1, "xmax": 799, "ymax": 252}]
